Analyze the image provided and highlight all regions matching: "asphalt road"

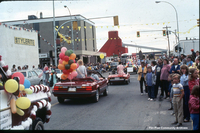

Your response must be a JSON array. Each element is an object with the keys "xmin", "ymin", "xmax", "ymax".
[{"xmin": 45, "ymin": 72, "xmax": 192, "ymax": 130}]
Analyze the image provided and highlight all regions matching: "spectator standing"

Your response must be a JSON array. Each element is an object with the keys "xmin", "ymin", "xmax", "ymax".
[
  {"xmin": 188, "ymin": 85, "xmax": 199, "ymax": 130},
  {"xmin": 154, "ymin": 59, "xmax": 163, "ymax": 99},
  {"xmin": 171, "ymin": 74, "xmax": 184, "ymax": 127},
  {"xmin": 190, "ymin": 56, "xmax": 200, "ymax": 72},
  {"xmin": 11, "ymin": 65, "xmax": 17, "ymax": 72},
  {"xmin": 186, "ymin": 56, "xmax": 193, "ymax": 67},
  {"xmin": 180, "ymin": 54, "xmax": 187, "ymax": 65},
  {"xmin": 48, "ymin": 70, "xmax": 57, "ymax": 88},
  {"xmin": 42, "ymin": 66, "xmax": 49, "ymax": 85},
  {"xmin": 76, "ymin": 59, "xmax": 87, "ymax": 78},
  {"xmin": 151, "ymin": 61, "xmax": 157, "ymax": 73},
  {"xmin": 137, "ymin": 62, "xmax": 147, "ymax": 95},
  {"xmin": 160, "ymin": 59, "xmax": 171, "ymax": 98},
  {"xmin": 180, "ymin": 65, "xmax": 190, "ymax": 122},
  {"xmin": 145, "ymin": 66, "xmax": 156, "ymax": 101},
  {"xmin": 188, "ymin": 68, "xmax": 199, "ymax": 93},
  {"xmin": 195, "ymin": 51, "xmax": 199, "ymax": 60},
  {"xmin": 17, "ymin": 66, "xmax": 21, "ymax": 71},
  {"xmin": 170, "ymin": 57, "xmax": 180, "ymax": 74}
]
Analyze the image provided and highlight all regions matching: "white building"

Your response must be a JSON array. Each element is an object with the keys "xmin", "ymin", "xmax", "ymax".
[{"xmin": 0, "ymin": 24, "xmax": 39, "ymax": 70}]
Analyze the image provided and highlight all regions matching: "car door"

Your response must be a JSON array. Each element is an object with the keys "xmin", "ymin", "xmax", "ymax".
[
  {"xmin": 27, "ymin": 71, "xmax": 35, "ymax": 85},
  {"xmin": 31, "ymin": 71, "xmax": 40, "ymax": 85}
]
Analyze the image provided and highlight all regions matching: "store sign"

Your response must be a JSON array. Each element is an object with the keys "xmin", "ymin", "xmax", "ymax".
[
  {"xmin": 14, "ymin": 37, "xmax": 35, "ymax": 46},
  {"xmin": 39, "ymin": 53, "xmax": 48, "ymax": 58}
]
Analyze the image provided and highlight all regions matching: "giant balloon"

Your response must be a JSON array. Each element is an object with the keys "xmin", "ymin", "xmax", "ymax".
[
  {"xmin": 16, "ymin": 97, "xmax": 31, "ymax": 110},
  {"xmin": 12, "ymin": 72, "xmax": 25, "ymax": 84},
  {"xmin": 5, "ymin": 79, "xmax": 18, "ymax": 93}
]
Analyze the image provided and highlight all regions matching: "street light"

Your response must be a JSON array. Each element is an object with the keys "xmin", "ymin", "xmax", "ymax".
[
  {"xmin": 155, "ymin": 1, "xmax": 180, "ymax": 56},
  {"xmin": 64, "ymin": 5, "xmax": 74, "ymax": 52}
]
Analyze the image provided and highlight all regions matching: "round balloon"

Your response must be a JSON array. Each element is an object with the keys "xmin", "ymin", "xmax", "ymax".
[
  {"xmin": 58, "ymin": 64, "xmax": 65, "ymax": 70},
  {"xmin": 59, "ymin": 59, "xmax": 63, "ymax": 64},
  {"xmin": 71, "ymin": 71, "xmax": 78, "ymax": 78},
  {"xmin": 62, "ymin": 69, "xmax": 69, "ymax": 75},
  {"xmin": 24, "ymin": 79, "xmax": 31, "ymax": 89},
  {"xmin": 12, "ymin": 72, "xmax": 25, "ymax": 84},
  {"xmin": 19, "ymin": 84, "xmax": 25, "ymax": 91},
  {"xmin": 62, "ymin": 61, "xmax": 68, "ymax": 66},
  {"xmin": 61, "ymin": 47, "xmax": 67, "ymax": 54},
  {"xmin": 65, "ymin": 50, "xmax": 71, "ymax": 56},
  {"xmin": 69, "ymin": 53, "xmax": 76, "ymax": 60},
  {"xmin": 59, "ymin": 53, "xmax": 65, "ymax": 60},
  {"xmin": 67, "ymin": 73, "xmax": 73, "ymax": 80},
  {"xmin": 70, "ymin": 63, "xmax": 77, "ymax": 70},
  {"xmin": 24, "ymin": 88, "xmax": 33, "ymax": 94},
  {"xmin": 61, "ymin": 74, "xmax": 68, "ymax": 80},
  {"xmin": 63, "ymin": 56, "xmax": 69, "ymax": 62},
  {"xmin": 65, "ymin": 64, "xmax": 70, "ymax": 70},
  {"xmin": 5, "ymin": 79, "xmax": 18, "ymax": 93},
  {"xmin": 68, "ymin": 68, "xmax": 73, "ymax": 72},
  {"xmin": 16, "ymin": 97, "xmax": 31, "ymax": 109},
  {"xmin": 68, "ymin": 59, "xmax": 74, "ymax": 65},
  {"xmin": 100, "ymin": 53, "xmax": 104, "ymax": 59}
]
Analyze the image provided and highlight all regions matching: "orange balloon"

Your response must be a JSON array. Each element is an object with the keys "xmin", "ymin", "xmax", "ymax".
[
  {"xmin": 58, "ymin": 64, "xmax": 65, "ymax": 70},
  {"xmin": 70, "ymin": 63, "xmax": 77, "ymax": 70},
  {"xmin": 70, "ymin": 53, "xmax": 76, "ymax": 60},
  {"xmin": 62, "ymin": 61, "xmax": 68, "ymax": 66},
  {"xmin": 61, "ymin": 74, "xmax": 68, "ymax": 80}
]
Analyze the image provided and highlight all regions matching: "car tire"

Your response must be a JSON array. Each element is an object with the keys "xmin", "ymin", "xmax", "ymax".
[
  {"xmin": 32, "ymin": 117, "xmax": 44, "ymax": 130},
  {"xmin": 103, "ymin": 86, "xmax": 108, "ymax": 96},
  {"xmin": 57, "ymin": 97, "xmax": 65, "ymax": 104},
  {"xmin": 92, "ymin": 89, "xmax": 99, "ymax": 102}
]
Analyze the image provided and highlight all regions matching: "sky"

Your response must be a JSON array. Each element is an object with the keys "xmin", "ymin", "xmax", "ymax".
[{"xmin": 0, "ymin": 0, "xmax": 199, "ymax": 54}]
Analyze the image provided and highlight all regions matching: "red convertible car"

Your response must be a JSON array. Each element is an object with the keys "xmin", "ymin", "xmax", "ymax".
[
  {"xmin": 108, "ymin": 73, "xmax": 130, "ymax": 85},
  {"xmin": 52, "ymin": 71, "xmax": 108, "ymax": 103}
]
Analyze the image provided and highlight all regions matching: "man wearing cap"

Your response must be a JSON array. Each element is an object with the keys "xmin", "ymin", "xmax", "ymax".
[{"xmin": 180, "ymin": 54, "xmax": 187, "ymax": 65}]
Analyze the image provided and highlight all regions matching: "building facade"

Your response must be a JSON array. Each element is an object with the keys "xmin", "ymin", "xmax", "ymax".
[{"xmin": 1, "ymin": 14, "xmax": 105, "ymax": 67}]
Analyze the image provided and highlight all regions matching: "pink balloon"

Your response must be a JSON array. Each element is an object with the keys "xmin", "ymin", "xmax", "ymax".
[
  {"xmin": 71, "ymin": 71, "xmax": 78, "ymax": 78},
  {"xmin": 73, "ymin": 60, "xmax": 76, "ymax": 63},
  {"xmin": 59, "ymin": 59, "xmax": 63, "ymax": 64},
  {"xmin": 67, "ymin": 73, "xmax": 73, "ymax": 80},
  {"xmin": 61, "ymin": 47, "xmax": 67, "ymax": 54},
  {"xmin": 76, "ymin": 63, "xmax": 79, "ymax": 69}
]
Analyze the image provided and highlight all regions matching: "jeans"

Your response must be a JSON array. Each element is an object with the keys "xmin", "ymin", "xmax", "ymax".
[
  {"xmin": 161, "ymin": 80, "xmax": 169, "ymax": 97},
  {"xmin": 139, "ymin": 77, "xmax": 147, "ymax": 93},
  {"xmin": 147, "ymin": 85, "xmax": 154, "ymax": 99},
  {"xmin": 155, "ymin": 78, "xmax": 162, "ymax": 98},
  {"xmin": 190, "ymin": 114, "xmax": 199, "ymax": 130},
  {"xmin": 183, "ymin": 86, "xmax": 190, "ymax": 121}
]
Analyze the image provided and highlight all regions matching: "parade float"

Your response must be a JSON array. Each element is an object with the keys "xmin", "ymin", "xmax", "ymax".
[{"xmin": 0, "ymin": 56, "xmax": 51, "ymax": 130}]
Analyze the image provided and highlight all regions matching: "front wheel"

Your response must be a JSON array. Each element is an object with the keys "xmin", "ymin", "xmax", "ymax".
[
  {"xmin": 57, "ymin": 97, "xmax": 65, "ymax": 104},
  {"xmin": 32, "ymin": 117, "xmax": 44, "ymax": 130}
]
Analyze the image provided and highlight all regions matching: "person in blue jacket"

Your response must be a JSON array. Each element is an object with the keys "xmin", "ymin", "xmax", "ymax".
[
  {"xmin": 170, "ymin": 58, "xmax": 180, "ymax": 74},
  {"xmin": 49, "ymin": 70, "xmax": 57, "ymax": 88}
]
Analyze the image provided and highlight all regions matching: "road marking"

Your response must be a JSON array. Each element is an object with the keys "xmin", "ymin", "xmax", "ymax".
[{"xmin": 51, "ymin": 102, "xmax": 59, "ymax": 107}]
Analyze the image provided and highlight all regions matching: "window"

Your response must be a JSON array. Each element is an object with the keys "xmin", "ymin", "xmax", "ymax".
[
  {"xmin": 28, "ymin": 72, "xmax": 32, "ymax": 77},
  {"xmin": 31, "ymin": 71, "xmax": 37, "ymax": 77},
  {"xmin": 21, "ymin": 72, "xmax": 26, "ymax": 77}
]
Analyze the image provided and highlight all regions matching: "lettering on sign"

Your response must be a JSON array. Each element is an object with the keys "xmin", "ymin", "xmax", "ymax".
[{"xmin": 14, "ymin": 37, "xmax": 35, "ymax": 46}]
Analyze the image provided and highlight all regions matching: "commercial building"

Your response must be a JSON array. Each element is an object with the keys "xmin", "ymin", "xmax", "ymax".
[
  {"xmin": 0, "ymin": 24, "xmax": 39, "ymax": 69},
  {"xmin": 1, "ymin": 14, "xmax": 105, "ymax": 67}
]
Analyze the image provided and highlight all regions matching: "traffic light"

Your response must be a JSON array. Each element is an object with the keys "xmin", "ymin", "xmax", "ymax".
[
  {"xmin": 60, "ymin": 36, "xmax": 63, "ymax": 43},
  {"xmin": 73, "ymin": 21, "xmax": 78, "ymax": 30},
  {"xmin": 175, "ymin": 45, "xmax": 178, "ymax": 52},
  {"xmin": 197, "ymin": 19, "xmax": 199, "ymax": 27},
  {"xmin": 163, "ymin": 30, "xmax": 166, "ymax": 36},
  {"xmin": 179, "ymin": 47, "xmax": 182, "ymax": 52},
  {"xmin": 57, "ymin": 47, "xmax": 60, "ymax": 57},
  {"xmin": 113, "ymin": 16, "xmax": 119, "ymax": 26},
  {"xmin": 137, "ymin": 31, "xmax": 140, "ymax": 37}
]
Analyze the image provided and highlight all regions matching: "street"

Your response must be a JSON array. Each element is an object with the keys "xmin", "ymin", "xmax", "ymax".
[{"xmin": 45, "ymin": 72, "xmax": 192, "ymax": 130}]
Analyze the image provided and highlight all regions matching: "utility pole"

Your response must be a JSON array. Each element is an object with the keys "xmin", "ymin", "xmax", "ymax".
[{"xmin": 163, "ymin": 26, "xmax": 171, "ymax": 57}]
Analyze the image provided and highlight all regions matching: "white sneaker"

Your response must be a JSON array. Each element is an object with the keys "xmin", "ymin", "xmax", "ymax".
[
  {"xmin": 141, "ymin": 93, "xmax": 144, "ymax": 96},
  {"xmin": 148, "ymin": 98, "xmax": 150, "ymax": 101},
  {"xmin": 150, "ymin": 99, "xmax": 153, "ymax": 101}
]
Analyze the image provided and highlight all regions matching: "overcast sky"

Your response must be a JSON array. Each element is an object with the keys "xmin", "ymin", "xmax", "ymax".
[{"xmin": 0, "ymin": 0, "xmax": 199, "ymax": 54}]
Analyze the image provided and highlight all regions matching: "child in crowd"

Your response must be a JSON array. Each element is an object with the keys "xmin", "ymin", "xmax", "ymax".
[
  {"xmin": 146, "ymin": 66, "xmax": 156, "ymax": 101},
  {"xmin": 188, "ymin": 68, "xmax": 199, "ymax": 93},
  {"xmin": 188, "ymin": 85, "xmax": 199, "ymax": 130},
  {"xmin": 168, "ymin": 74, "xmax": 174, "ymax": 111},
  {"xmin": 180, "ymin": 65, "xmax": 190, "ymax": 122},
  {"xmin": 171, "ymin": 74, "xmax": 184, "ymax": 127}
]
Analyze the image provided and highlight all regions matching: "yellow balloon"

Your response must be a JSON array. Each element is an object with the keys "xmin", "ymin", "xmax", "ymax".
[
  {"xmin": 5, "ymin": 79, "xmax": 18, "ymax": 93},
  {"xmin": 19, "ymin": 84, "xmax": 25, "ymax": 91},
  {"xmin": 100, "ymin": 53, "xmax": 104, "ymax": 59},
  {"xmin": 24, "ymin": 88, "xmax": 33, "ymax": 94},
  {"xmin": 16, "ymin": 97, "xmax": 31, "ymax": 110},
  {"xmin": 16, "ymin": 108, "xmax": 24, "ymax": 116}
]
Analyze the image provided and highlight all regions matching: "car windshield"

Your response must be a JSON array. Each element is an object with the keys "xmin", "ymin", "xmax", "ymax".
[
  {"xmin": 56, "ymin": 69, "xmax": 61, "ymax": 73},
  {"xmin": 21, "ymin": 72, "xmax": 26, "ymax": 77}
]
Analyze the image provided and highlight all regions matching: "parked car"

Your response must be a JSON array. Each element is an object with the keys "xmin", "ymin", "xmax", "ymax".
[
  {"xmin": 15, "ymin": 70, "xmax": 43, "ymax": 85},
  {"xmin": 52, "ymin": 71, "xmax": 109, "ymax": 103}
]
